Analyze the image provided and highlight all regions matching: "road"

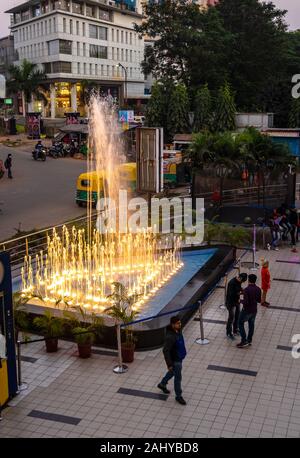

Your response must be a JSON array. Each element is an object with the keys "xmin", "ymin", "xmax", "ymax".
[{"xmin": 0, "ymin": 143, "xmax": 86, "ymax": 241}]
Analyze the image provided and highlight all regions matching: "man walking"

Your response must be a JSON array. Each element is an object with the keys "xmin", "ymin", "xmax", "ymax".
[
  {"xmin": 4, "ymin": 154, "xmax": 13, "ymax": 179},
  {"xmin": 226, "ymin": 273, "xmax": 248, "ymax": 340},
  {"xmin": 237, "ymin": 274, "xmax": 261, "ymax": 348},
  {"xmin": 158, "ymin": 316, "xmax": 187, "ymax": 405}
]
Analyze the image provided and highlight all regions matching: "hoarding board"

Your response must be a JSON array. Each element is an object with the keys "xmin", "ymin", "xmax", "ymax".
[
  {"xmin": 118, "ymin": 110, "xmax": 134, "ymax": 123},
  {"xmin": 136, "ymin": 127, "xmax": 163, "ymax": 194}
]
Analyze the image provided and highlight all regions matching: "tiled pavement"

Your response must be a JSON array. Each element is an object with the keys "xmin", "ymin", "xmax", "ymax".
[{"xmin": 1, "ymin": 247, "xmax": 300, "ymax": 438}]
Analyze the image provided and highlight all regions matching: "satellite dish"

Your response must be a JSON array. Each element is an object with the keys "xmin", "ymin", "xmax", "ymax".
[{"xmin": 0, "ymin": 74, "xmax": 6, "ymax": 99}]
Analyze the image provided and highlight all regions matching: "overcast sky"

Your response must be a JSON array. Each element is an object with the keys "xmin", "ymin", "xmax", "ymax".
[{"xmin": 0, "ymin": 0, "xmax": 299, "ymax": 38}]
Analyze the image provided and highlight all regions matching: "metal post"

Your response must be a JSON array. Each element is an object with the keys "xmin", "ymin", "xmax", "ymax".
[
  {"xmin": 16, "ymin": 340, "xmax": 28, "ymax": 391},
  {"xmin": 196, "ymin": 301, "xmax": 209, "ymax": 345},
  {"xmin": 219, "ymin": 273, "xmax": 228, "ymax": 310},
  {"xmin": 251, "ymin": 224, "xmax": 258, "ymax": 271},
  {"xmin": 113, "ymin": 324, "xmax": 128, "ymax": 374}
]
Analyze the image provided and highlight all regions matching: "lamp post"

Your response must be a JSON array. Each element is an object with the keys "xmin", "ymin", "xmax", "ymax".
[{"xmin": 117, "ymin": 63, "xmax": 128, "ymax": 107}]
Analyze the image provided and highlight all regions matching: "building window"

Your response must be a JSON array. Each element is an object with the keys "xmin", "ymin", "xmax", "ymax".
[
  {"xmin": 121, "ymin": 31, "xmax": 124, "ymax": 42},
  {"xmin": 82, "ymin": 22, "xmax": 86, "ymax": 36},
  {"xmin": 130, "ymin": 68, "xmax": 132, "ymax": 77},
  {"xmin": 126, "ymin": 49, "xmax": 128, "ymax": 61},
  {"xmin": 86, "ymin": 4, "xmax": 96, "ymax": 17},
  {"xmin": 84, "ymin": 62, "xmax": 86, "ymax": 74},
  {"xmin": 51, "ymin": 0, "xmax": 70, "ymax": 11},
  {"xmin": 101, "ymin": 64, "xmax": 104, "ymax": 75},
  {"xmin": 89, "ymin": 25, "xmax": 107, "ymax": 40},
  {"xmin": 112, "ymin": 48, "xmax": 114, "ymax": 59},
  {"xmin": 83, "ymin": 43, "xmax": 86, "ymax": 56},
  {"xmin": 72, "ymin": 2, "xmax": 83, "ymax": 14},
  {"xmin": 99, "ymin": 9, "xmax": 111, "ymax": 21},
  {"xmin": 130, "ymin": 33, "xmax": 132, "ymax": 45},
  {"xmin": 45, "ymin": 22, "xmax": 47, "ymax": 35},
  {"xmin": 112, "ymin": 29, "xmax": 114, "ymax": 42},
  {"xmin": 53, "ymin": 18, "xmax": 56, "ymax": 32},
  {"xmin": 21, "ymin": 10, "xmax": 30, "ymax": 21},
  {"xmin": 121, "ymin": 49, "xmax": 124, "ymax": 61},
  {"xmin": 130, "ymin": 50, "xmax": 132, "ymax": 62},
  {"xmin": 41, "ymin": 22, "xmax": 44, "ymax": 35},
  {"xmin": 90, "ymin": 44, "xmax": 108, "ymax": 59},
  {"xmin": 77, "ymin": 62, "xmax": 80, "ymax": 73},
  {"xmin": 48, "ymin": 39, "xmax": 72, "ymax": 55},
  {"xmin": 125, "ymin": 32, "xmax": 128, "ymax": 44},
  {"xmin": 76, "ymin": 21, "xmax": 79, "ymax": 35},
  {"xmin": 117, "ymin": 30, "xmax": 119, "ymax": 42},
  {"xmin": 95, "ymin": 64, "xmax": 98, "ymax": 74},
  {"xmin": 41, "ymin": 1, "xmax": 50, "ymax": 13},
  {"xmin": 77, "ymin": 42, "xmax": 80, "ymax": 56},
  {"xmin": 107, "ymin": 65, "xmax": 109, "ymax": 76},
  {"xmin": 90, "ymin": 63, "xmax": 93, "ymax": 75},
  {"xmin": 63, "ymin": 18, "xmax": 66, "ymax": 33},
  {"xmin": 70, "ymin": 20, "xmax": 73, "ymax": 34},
  {"xmin": 117, "ymin": 48, "xmax": 119, "ymax": 60},
  {"xmin": 49, "ymin": 20, "xmax": 52, "ymax": 34},
  {"xmin": 44, "ymin": 61, "xmax": 72, "ymax": 73}
]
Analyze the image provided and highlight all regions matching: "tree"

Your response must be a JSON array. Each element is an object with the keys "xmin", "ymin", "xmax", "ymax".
[
  {"xmin": 135, "ymin": 0, "xmax": 231, "ymax": 90},
  {"xmin": 213, "ymin": 83, "xmax": 236, "ymax": 132},
  {"xmin": 145, "ymin": 80, "xmax": 189, "ymax": 142},
  {"xmin": 289, "ymin": 98, "xmax": 300, "ymax": 128},
  {"xmin": 216, "ymin": 0, "xmax": 288, "ymax": 111},
  {"xmin": 193, "ymin": 84, "xmax": 213, "ymax": 132},
  {"xmin": 7, "ymin": 59, "xmax": 47, "ymax": 116}
]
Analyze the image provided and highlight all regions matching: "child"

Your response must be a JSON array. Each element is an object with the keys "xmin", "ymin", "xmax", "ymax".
[{"xmin": 261, "ymin": 259, "xmax": 271, "ymax": 307}]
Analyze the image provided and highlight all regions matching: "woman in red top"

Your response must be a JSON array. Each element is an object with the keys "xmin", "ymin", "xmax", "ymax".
[{"xmin": 261, "ymin": 260, "xmax": 271, "ymax": 307}]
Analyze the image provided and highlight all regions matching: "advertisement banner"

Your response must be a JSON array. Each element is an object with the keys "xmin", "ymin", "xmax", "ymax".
[{"xmin": 26, "ymin": 112, "xmax": 41, "ymax": 139}]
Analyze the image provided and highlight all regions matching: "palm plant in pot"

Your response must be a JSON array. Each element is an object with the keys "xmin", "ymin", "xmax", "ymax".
[
  {"xmin": 105, "ymin": 282, "xmax": 140, "ymax": 363},
  {"xmin": 33, "ymin": 310, "xmax": 63, "ymax": 352},
  {"xmin": 64, "ymin": 307, "xmax": 103, "ymax": 358}
]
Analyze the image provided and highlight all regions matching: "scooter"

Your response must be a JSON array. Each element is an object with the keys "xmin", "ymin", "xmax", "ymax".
[
  {"xmin": 48, "ymin": 141, "xmax": 63, "ymax": 158},
  {"xmin": 32, "ymin": 147, "xmax": 47, "ymax": 161}
]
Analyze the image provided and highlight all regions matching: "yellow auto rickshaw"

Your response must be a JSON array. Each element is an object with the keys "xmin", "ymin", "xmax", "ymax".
[{"xmin": 76, "ymin": 162, "xmax": 137, "ymax": 207}]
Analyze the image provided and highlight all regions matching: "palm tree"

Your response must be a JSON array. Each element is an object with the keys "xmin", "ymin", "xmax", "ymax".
[{"xmin": 7, "ymin": 59, "xmax": 47, "ymax": 116}]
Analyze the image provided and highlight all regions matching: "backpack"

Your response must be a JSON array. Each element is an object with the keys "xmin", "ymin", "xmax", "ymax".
[{"xmin": 4, "ymin": 159, "xmax": 8, "ymax": 169}]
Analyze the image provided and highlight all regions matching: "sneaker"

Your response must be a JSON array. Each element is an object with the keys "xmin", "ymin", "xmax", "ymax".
[
  {"xmin": 237, "ymin": 341, "xmax": 249, "ymax": 348},
  {"xmin": 265, "ymin": 301, "xmax": 270, "ymax": 306},
  {"xmin": 176, "ymin": 396, "xmax": 187, "ymax": 405},
  {"xmin": 157, "ymin": 383, "xmax": 170, "ymax": 394},
  {"xmin": 227, "ymin": 334, "xmax": 235, "ymax": 341},
  {"xmin": 261, "ymin": 302, "xmax": 268, "ymax": 307},
  {"xmin": 247, "ymin": 342, "xmax": 252, "ymax": 346},
  {"xmin": 267, "ymin": 243, "xmax": 271, "ymax": 251},
  {"xmin": 233, "ymin": 330, "xmax": 240, "ymax": 336},
  {"xmin": 291, "ymin": 248, "xmax": 298, "ymax": 253}
]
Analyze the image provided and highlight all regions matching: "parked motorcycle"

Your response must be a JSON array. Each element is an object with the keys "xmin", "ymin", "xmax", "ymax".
[
  {"xmin": 32, "ymin": 146, "xmax": 47, "ymax": 161},
  {"xmin": 48, "ymin": 141, "xmax": 64, "ymax": 158}
]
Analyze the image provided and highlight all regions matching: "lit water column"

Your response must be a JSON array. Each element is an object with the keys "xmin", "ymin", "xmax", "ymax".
[{"xmin": 50, "ymin": 84, "xmax": 56, "ymax": 119}]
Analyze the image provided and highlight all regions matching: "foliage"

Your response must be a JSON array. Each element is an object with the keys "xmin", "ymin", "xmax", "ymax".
[
  {"xmin": 13, "ymin": 292, "xmax": 31, "ymax": 336},
  {"xmin": 288, "ymin": 98, "xmax": 300, "ymax": 128},
  {"xmin": 204, "ymin": 220, "xmax": 251, "ymax": 247},
  {"xmin": 7, "ymin": 59, "xmax": 47, "ymax": 105},
  {"xmin": 213, "ymin": 83, "xmax": 236, "ymax": 132},
  {"xmin": 146, "ymin": 80, "xmax": 189, "ymax": 142},
  {"xmin": 105, "ymin": 282, "xmax": 140, "ymax": 348},
  {"xmin": 64, "ymin": 307, "xmax": 104, "ymax": 345},
  {"xmin": 194, "ymin": 84, "xmax": 213, "ymax": 132},
  {"xmin": 72, "ymin": 326, "xmax": 95, "ymax": 345},
  {"xmin": 33, "ymin": 310, "xmax": 63, "ymax": 338}
]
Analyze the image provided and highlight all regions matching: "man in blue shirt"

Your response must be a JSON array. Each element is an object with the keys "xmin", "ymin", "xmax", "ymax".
[{"xmin": 158, "ymin": 316, "xmax": 187, "ymax": 405}]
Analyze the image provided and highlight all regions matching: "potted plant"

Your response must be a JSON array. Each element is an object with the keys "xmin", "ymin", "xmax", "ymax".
[
  {"xmin": 13, "ymin": 292, "xmax": 31, "ymax": 343},
  {"xmin": 105, "ymin": 282, "xmax": 140, "ymax": 363},
  {"xmin": 33, "ymin": 310, "xmax": 63, "ymax": 352},
  {"xmin": 64, "ymin": 308, "xmax": 103, "ymax": 358}
]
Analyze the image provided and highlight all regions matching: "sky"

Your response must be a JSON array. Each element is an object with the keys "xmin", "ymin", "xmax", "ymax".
[{"xmin": 0, "ymin": 0, "xmax": 299, "ymax": 38}]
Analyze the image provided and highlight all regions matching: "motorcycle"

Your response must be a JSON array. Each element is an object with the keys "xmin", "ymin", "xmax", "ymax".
[
  {"xmin": 48, "ymin": 141, "xmax": 64, "ymax": 158},
  {"xmin": 32, "ymin": 147, "xmax": 47, "ymax": 161}
]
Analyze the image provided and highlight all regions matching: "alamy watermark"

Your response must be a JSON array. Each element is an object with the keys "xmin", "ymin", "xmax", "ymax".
[
  {"xmin": 96, "ymin": 190, "xmax": 205, "ymax": 245},
  {"xmin": 291, "ymin": 334, "xmax": 300, "ymax": 359},
  {"xmin": 291, "ymin": 74, "xmax": 300, "ymax": 99}
]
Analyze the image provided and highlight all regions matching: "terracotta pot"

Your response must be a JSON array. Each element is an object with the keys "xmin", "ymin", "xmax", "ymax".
[
  {"xmin": 45, "ymin": 338, "xmax": 58, "ymax": 353},
  {"xmin": 121, "ymin": 344, "xmax": 135, "ymax": 363},
  {"xmin": 77, "ymin": 343, "xmax": 92, "ymax": 358}
]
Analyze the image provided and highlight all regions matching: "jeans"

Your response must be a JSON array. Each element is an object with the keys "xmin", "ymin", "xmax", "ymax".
[
  {"xmin": 160, "ymin": 361, "xmax": 182, "ymax": 398},
  {"xmin": 226, "ymin": 303, "xmax": 240, "ymax": 335},
  {"xmin": 239, "ymin": 309, "xmax": 257, "ymax": 343},
  {"xmin": 270, "ymin": 229, "xmax": 280, "ymax": 247},
  {"xmin": 7, "ymin": 168, "xmax": 12, "ymax": 179}
]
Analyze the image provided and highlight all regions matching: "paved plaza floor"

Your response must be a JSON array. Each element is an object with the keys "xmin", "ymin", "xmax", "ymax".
[{"xmin": 0, "ymin": 246, "xmax": 300, "ymax": 438}]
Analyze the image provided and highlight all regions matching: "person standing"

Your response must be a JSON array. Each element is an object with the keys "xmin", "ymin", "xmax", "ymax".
[
  {"xmin": 225, "ymin": 273, "xmax": 248, "ymax": 340},
  {"xmin": 261, "ymin": 260, "xmax": 271, "ymax": 307},
  {"xmin": 237, "ymin": 274, "xmax": 261, "ymax": 348},
  {"xmin": 4, "ymin": 154, "xmax": 13, "ymax": 179},
  {"xmin": 157, "ymin": 316, "xmax": 187, "ymax": 405}
]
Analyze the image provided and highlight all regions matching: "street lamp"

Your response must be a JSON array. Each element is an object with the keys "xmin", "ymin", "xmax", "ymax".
[{"xmin": 116, "ymin": 63, "xmax": 128, "ymax": 106}]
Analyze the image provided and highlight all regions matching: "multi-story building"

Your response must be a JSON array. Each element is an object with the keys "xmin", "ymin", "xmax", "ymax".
[
  {"xmin": 0, "ymin": 35, "xmax": 18, "ymax": 80},
  {"xmin": 6, "ymin": 0, "xmax": 146, "ymax": 117}
]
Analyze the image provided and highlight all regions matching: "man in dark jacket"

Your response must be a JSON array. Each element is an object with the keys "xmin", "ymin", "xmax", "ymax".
[
  {"xmin": 158, "ymin": 316, "xmax": 187, "ymax": 405},
  {"xmin": 237, "ymin": 274, "xmax": 262, "ymax": 348},
  {"xmin": 289, "ymin": 206, "xmax": 299, "ymax": 253},
  {"xmin": 4, "ymin": 154, "xmax": 12, "ymax": 179},
  {"xmin": 226, "ymin": 273, "xmax": 248, "ymax": 340}
]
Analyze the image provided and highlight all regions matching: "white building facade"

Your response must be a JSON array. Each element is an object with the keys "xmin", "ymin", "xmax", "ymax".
[{"xmin": 7, "ymin": 0, "xmax": 146, "ymax": 117}]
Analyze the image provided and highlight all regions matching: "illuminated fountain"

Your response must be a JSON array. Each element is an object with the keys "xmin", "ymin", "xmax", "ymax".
[{"xmin": 21, "ymin": 95, "xmax": 182, "ymax": 315}]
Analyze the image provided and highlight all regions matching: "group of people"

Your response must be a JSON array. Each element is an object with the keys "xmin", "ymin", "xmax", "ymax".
[
  {"xmin": 157, "ymin": 261, "xmax": 271, "ymax": 405},
  {"xmin": 268, "ymin": 204, "xmax": 299, "ymax": 252}
]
